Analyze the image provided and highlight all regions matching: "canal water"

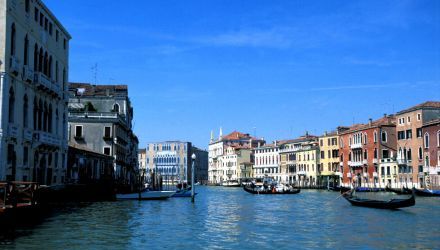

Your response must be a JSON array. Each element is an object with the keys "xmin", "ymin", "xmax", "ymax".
[{"xmin": 2, "ymin": 186, "xmax": 440, "ymax": 249}]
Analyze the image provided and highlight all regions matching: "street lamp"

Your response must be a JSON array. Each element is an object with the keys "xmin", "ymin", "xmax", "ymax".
[{"xmin": 191, "ymin": 153, "xmax": 196, "ymax": 203}]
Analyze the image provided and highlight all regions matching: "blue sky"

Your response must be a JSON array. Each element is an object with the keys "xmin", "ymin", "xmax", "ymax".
[{"xmin": 45, "ymin": 0, "xmax": 439, "ymax": 149}]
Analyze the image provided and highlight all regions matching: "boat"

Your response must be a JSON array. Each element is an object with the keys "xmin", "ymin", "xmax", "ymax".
[
  {"xmin": 413, "ymin": 188, "xmax": 440, "ymax": 197},
  {"xmin": 385, "ymin": 186, "xmax": 412, "ymax": 195},
  {"xmin": 172, "ymin": 187, "xmax": 198, "ymax": 198},
  {"xmin": 329, "ymin": 186, "xmax": 351, "ymax": 192},
  {"xmin": 342, "ymin": 189, "xmax": 415, "ymax": 209},
  {"xmin": 116, "ymin": 189, "xmax": 175, "ymax": 200},
  {"xmin": 243, "ymin": 184, "xmax": 300, "ymax": 194},
  {"xmin": 355, "ymin": 187, "xmax": 385, "ymax": 192},
  {"xmin": 222, "ymin": 180, "xmax": 241, "ymax": 187}
]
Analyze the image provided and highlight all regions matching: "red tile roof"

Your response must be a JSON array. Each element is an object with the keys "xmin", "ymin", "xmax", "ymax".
[
  {"xmin": 340, "ymin": 116, "xmax": 396, "ymax": 134},
  {"xmin": 223, "ymin": 131, "xmax": 260, "ymax": 141},
  {"xmin": 69, "ymin": 82, "xmax": 128, "ymax": 97}
]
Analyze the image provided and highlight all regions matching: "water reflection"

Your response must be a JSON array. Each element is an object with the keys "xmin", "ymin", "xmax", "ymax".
[{"xmin": 2, "ymin": 187, "xmax": 440, "ymax": 249}]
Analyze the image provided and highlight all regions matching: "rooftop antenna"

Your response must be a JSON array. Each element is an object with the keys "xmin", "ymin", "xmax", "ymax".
[{"xmin": 91, "ymin": 63, "xmax": 98, "ymax": 84}]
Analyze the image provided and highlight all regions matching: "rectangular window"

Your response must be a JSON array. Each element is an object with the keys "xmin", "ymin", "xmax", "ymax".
[
  {"xmin": 104, "ymin": 126, "xmax": 111, "ymax": 138},
  {"xmin": 103, "ymin": 147, "xmax": 111, "ymax": 156},
  {"xmin": 63, "ymin": 39, "xmax": 67, "ymax": 50},
  {"xmin": 408, "ymin": 116, "xmax": 411, "ymax": 123},
  {"xmin": 7, "ymin": 144, "xmax": 14, "ymax": 164},
  {"xmin": 44, "ymin": 18, "xmax": 48, "ymax": 31},
  {"xmin": 382, "ymin": 149, "xmax": 389, "ymax": 159},
  {"xmin": 406, "ymin": 129, "xmax": 412, "ymax": 139},
  {"xmin": 56, "ymin": 30, "xmax": 59, "ymax": 41},
  {"xmin": 40, "ymin": 13, "xmax": 44, "ymax": 26},
  {"xmin": 398, "ymin": 131, "xmax": 405, "ymax": 140},
  {"xmin": 75, "ymin": 125, "xmax": 83, "ymax": 138},
  {"xmin": 320, "ymin": 140, "xmax": 323, "ymax": 147},
  {"xmin": 402, "ymin": 118, "xmax": 405, "ymax": 124},
  {"xmin": 49, "ymin": 23, "xmax": 53, "ymax": 35},
  {"xmin": 417, "ymin": 113, "xmax": 421, "ymax": 121},
  {"xmin": 417, "ymin": 128, "xmax": 422, "ymax": 138}
]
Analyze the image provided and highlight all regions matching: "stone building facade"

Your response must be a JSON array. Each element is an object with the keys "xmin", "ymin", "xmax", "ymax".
[
  {"xmin": 339, "ymin": 115, "xmax": 397, "ymax": 188},
  {"xmin": 67, "ymin": 83, "xmax": 139, "ymax": 187},
  {"xmin": 0, "ymin": 0, "xmax": 70, "ymax": 184},
  {"xmin": 208, "ymin": 129, "xmax": 264, "ymax": 185},
  {"xmin": 395, "ymin": 101, "xmax": 440, "ymax": 188},
  {"xmin": 422, "ymin": 119, "xmax": 440, "ymax": 189}
]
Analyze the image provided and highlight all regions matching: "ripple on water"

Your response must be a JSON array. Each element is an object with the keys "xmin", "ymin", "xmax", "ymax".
[{"xmin": 2, "ymin": 187, "xmax": 440, "ymax": 249}]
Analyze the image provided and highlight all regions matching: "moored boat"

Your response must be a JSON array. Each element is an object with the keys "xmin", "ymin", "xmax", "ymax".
[
  {"xmin": 243, "ymin": 184, "xmax": 300, "ymax": 194},
  {"xmin": 342, "ymin": 190, "xmax": 415, "ymax": 209},
  {"xmin": 385, "ymin": 186, "xmax": 412, "ymax": 195},
  {"xmin": 355, "ymin": 187, "xmax": 385, "ymax": 192},
  {"xmin": 413, "ymin": 188, "xmax": 440, "ymax": 197},
  {"xmin": 222, "ymin": 180, "xmax": 241, "ymax": 187},
  {"xmin": 116, "ymin": 190, "xmax": 175, "ymax": 200},
  {"xmin": 172, "ymin": 187, "xmax": 198, "ymax": 198}
]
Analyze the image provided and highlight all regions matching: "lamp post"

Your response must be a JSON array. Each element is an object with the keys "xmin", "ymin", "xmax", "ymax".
[{"xmin": 191, "ymin": 153, "xmax": 196, "ymax": 203}]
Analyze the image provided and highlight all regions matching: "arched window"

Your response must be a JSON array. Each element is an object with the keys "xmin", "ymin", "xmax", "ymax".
[
  {"xmin": 418, "ymin": 147, "xmax": 423, "ymax": 160},
  {"xmin": 56, "ymin": 109, "xmax": 59, "ymax": 135},
  {"xmin": 43, "ymin": 102, "xmax": 48, "ymax": 132},
  {"xmin": 25, "ymin": 0, "xmax": 30, "ymax": 12},
  {"xmin": 33, "ymin": 98, "xmax": 38, "ymax": 130},
  {"xmin": 48, "ymin": 104, "xmax": 53, "ymax": 133},
  {"xmin": 48, "ymin": 56, "xmax": 53, "ymax": 78},
  {"xmin": 424, "ymin": 133, "xmax": 429, "ymax": 148},
  {"xmin": 38, "ymin": 48, "xmax": 43, "ymax": 72},
  {"xmin": 23, "ymin": 95, "xmax": 28, "ymax": 128},
  {"xmin": 425, "ymin": 156, "xmax": 429, "ymax": 167},
  {"xmin": 24, "ymin": 35, "xmax": 29, "ymax": 65},
  {"xmin": 55, "ymin": 61, "xmax": 59, "ymax": 83},
  {"xmin": 113, "ymin": 103, "xmax": 120, "ymax": 113},
  {"xmin": 381, "ymin": 131, "xmax": 387, "ymax": 142},
  {"xmin": 34, "ymin": 44, "xmax": 39, "ymax": 71},
  {"xmin": 11, "ymin": 23, "xmax": 16, "ymax": 56},
  {"xmin": 374, "ymin": 131, "xmax": 377, "ymax": 143},
  {"xmin": 38, "ymin": 99, "xmax": 43, "ymax": 130},
  {"xmin": 8, "ymin": 87, "xmax": 15, "ymax": 123},
  {"xmin": 407, "ymin": 148, "xmax": 412, "ymax": 160},
  {"xmin": 43, "ymin": 52, "xmax": 48, "ymax": 75}
]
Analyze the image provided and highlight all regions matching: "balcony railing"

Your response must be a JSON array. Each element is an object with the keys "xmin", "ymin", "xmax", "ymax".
[
  {"xmin": 8, "ymin": 124, "xmax": 19, "ymax": 138},
  {"xmin": 10, "ymin": 56, "xmax": 20, "ymax": 75},
  {"xmin": 34, "ymin": 72, "xmax": 62, "ymax": 98},
  {"xmin": 350, "ymin": 143, "xmax": 362, "ymax": 149},
  {"xmin": 23, "ymin": 128, "xmax": 33, "ymax": 141},
  {"xmin": 34, "ymin": 131, "xmax": 61, "ymax": 147},
  {"xmin": 23, "ymin": 65, "xmax": 34, "ymax": 83},
  {"xmin": 348, "ymin": 161, "xmax": 363, "ymax": 167},
  {"xmin": 423, "ymin": 166, "xmax": 440, "ymax": 175},
  {"xmin": 397, "ymin": 158, "xmax": 408, "ymax": 165},
  {"xmin": 297, "ymin": 170, "xmax": 307, "ymax": 175}
]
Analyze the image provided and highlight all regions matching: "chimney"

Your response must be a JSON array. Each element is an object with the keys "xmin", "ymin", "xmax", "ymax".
[
  {"xmin": 274, "ymin": 140, "xmax": 277, "ymax": 147},
  {"xmin": 324, "ymin": 131, "xmax": 328, "ymax": 136},
  {"xmin": 384, "ymin": 113, "xmax": 387, "ymax": 118},
  {"xmin": 219, "ymin": 127, "xmax": 223, "ymax": 140},
  {"xmin": 210, "ymin": 130, "xmax": 214, "ymax": 143},
  {"xmin": 258, "ymin": 142, "xmax": 261, "ymax": 148},
  {"xmin": 368, "ymin": 118, "xmax": 372, "ymax": 127}
]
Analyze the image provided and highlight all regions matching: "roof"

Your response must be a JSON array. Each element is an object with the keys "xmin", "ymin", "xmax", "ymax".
[
  {"xmin": 138, "ymin": 148, "xmax": 146, "ymax": 154},
  {"xmin": 277, "ymin": 134, "xmax": 319, "ymax": 146},
  {"xmin": 422, "ymin": 118, "xmax": 440, "ymax": 127},
  {"xmin": 397, "ymin": 101, "xmax": 440, "ymax": 115},
  {"xmin": 340, "ymin": 115, "xmax": 396, "ymax": 135},
  {"xmin": 223, "ymin": 131, "xmax": 259, "ymax": 141},
  {"xmin": 69, "ymin": 83, "xmax": 128, "ymax": 97},
  {"xmin": 68, "ymin": 142, "xmax": 113, "ymax": 158}
]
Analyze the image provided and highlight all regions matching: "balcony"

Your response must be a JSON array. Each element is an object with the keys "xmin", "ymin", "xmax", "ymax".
[
  {"xmin": 23, "ymin": 128, "xmax": 33, "ymax": 141},
  {"xmin": 348, "ymin": 161, "xmax": 363, "ymax": 167},
  {"xmin": 297, "ymin": 170, "xmax": 307, "ymax": 175},
  {"xmin": 69, "ymin": 112, "xmax": 125, "ymax": 124},
  {"xmin": 9, "ymin": 56, "xmax": 20, "ymax": 75},
  {"xmin": 8, "ymin": 124, "xmax": 19, "ymax": 138},
  {"xmin": 23, "ymin": 66, "xmax": 34, "ymax": 83},
  {"xmin": 34, "ymin": 72, "xmax": 51, "ymax": 90},
  {"xmin": 350, "ymin": 143, "xmax": 362, "ymax": 149},
  {"xmin": 424, "ymin": 166, "xmax": 440, "ymax": 175},
  {"xmin": 397, "ymin": 158, "xmax": 408, "ymax": 165},
  {"xmin": 34, "ymin": 131, "xmax": 61, "ymax": 147}
]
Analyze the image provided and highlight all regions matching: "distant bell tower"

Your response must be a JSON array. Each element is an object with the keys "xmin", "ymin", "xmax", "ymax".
[{"xmin": 219, "ymin": 127, "xmax": 223, "ymax": 140}]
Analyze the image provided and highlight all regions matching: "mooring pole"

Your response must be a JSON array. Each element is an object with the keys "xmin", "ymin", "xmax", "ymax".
[{"xmin": 191, "ymin": 153, "xmax": 196, "ymax": 203}]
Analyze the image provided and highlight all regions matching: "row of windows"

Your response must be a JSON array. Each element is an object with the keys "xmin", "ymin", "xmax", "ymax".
[
  {"xmin": 74, "ymin": 126, "xmax": 112, "ymax": 139},
  {"xmin": 32, "ymin": 3, "xmax": 68, "ymax": 49},
  {"xmin": 319, "ymin": 137, "xmax": 338, "ymax": 147},
  {"xmin": 10, "ymin": 23, "xmax": 67, "ymax": 85},
  {"xmin": 398, "ymin": 113, "xmax": 421, "ymax": 125},
  {"xmin": 149, "ymin": 144, "xmax": 186, "ymax": 151}
]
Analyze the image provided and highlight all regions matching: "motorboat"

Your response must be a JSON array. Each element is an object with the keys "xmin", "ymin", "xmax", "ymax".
[
  {"xmin": 222, "ymin": 180, "xmax": 241, "ymax": 187},
  {"xmin": 413, "ymin": 188, "xmax": 440, "ymax": 197},
  {"xmin": 116, "ymin": 189, "xmax": 175, "ymax": 200}
]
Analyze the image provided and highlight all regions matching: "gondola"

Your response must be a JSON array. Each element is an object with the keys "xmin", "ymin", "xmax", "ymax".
[
  {"xmin": 413, "ymin": 188, "xmax": 440, "ymax": 197},
  {"xmin": 355, "ymin": 187, "xmax": 385, "ymax": 192},
  {"xmin": 243, "ymin": 185, "xmax": 300, "ymax": 195},
  {"xmin": 329, "ymin": 186, "xmax": 351, "ymax": 192},
  {"xmin": 342, "ymin": 189, "xmax": 415, "ymax": 209},
  {"xmin": 385, "ymin": 186, "xmax": 412, "ymax": 195}
]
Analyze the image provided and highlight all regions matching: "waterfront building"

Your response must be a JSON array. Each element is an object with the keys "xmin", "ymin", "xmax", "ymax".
[
  {"xmin": 67, "ymin": 83, "xmax": 139, "ymax": 187},
  {"xmin": 253, "ymin": 142, "xmax": 281, "ymax": 181},
  {"xmin": 318, "ymin": 129, "xmax": 347, "ymax": 187},
  {"xmin": 0, "ymin": 0, "xmax": 71, "ymax": 184},
  {"xmin": 192, "ymin": 146, "xmax": 209, "ymax": 184},
  {"xmin": 421, "ymin": 119, "xmax": 440, "ymax": 189},
  {"xmin": 295, "ymin": 135, "xmax": 320, "ymax": 187},
  {"xmin": 208, "ymin": 129, "xmax": 264, "ymax": 185},
  {"xmin": 144, "ymin": 141, "xmax": 192, "ymax": 184},
  {"xmin": 339, "ymin": 115, "xmax": 397, "ymax": 188},
  {"xmin": 219, "ymin": 145, "xmax": 252, "ymax": 184},
  {"xmin": 67, "ymin": 143, "xmax": 114, "ymax": 183},
  {"xmin": 395, "ymin": 101, "xmax": 440, "ymax": 188}
]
